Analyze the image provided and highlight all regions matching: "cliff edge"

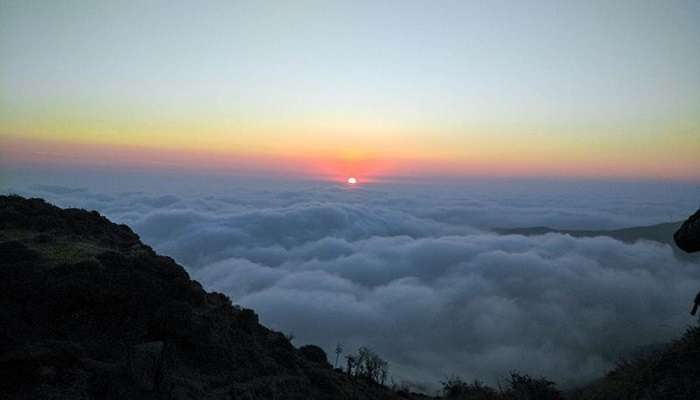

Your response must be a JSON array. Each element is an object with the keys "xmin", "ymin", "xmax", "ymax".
[{"xmin": 0, "ymin": 195, "xmax": 405, "ymax": 400}]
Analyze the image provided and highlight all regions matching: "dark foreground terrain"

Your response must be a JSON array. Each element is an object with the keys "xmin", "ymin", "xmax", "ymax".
[
  {"xmin": 0, "ymin": 195, "xmax": 413, "ymax": 399},
  {"xmin": 1, "ymin": 195, "xmax": 699, "ymax": 399}
]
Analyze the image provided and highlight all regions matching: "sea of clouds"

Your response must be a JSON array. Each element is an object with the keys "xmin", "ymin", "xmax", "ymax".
[{"xmin": 3, "ymin": 172, "xmax": 700, "ymax": 390}]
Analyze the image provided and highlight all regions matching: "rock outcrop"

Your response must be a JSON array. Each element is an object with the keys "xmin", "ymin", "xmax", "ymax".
[
  {"xmin": 675, "ymin": 207, "xmax": 700, "ymax": 253},
  {"xmin": 0, "ymin": 195, "xmax": 407, "ymax": 399},
  {"xmin": 675, "ymin": 207, "xmax": 700, "ymax": 316}
]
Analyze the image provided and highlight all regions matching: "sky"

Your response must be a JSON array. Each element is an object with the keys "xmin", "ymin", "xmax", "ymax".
[
  {"xmin": 1, "ymin": 0, "xmax": 699, "ymax": 182},
  {"xmin": 1, "ymin": 1, "xmax": 700, "ymax": 392}
]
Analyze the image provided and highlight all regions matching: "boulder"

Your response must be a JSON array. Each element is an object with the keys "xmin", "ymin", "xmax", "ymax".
[
  {"xmin": 674, "ymin": 208, "xmax": 700, "ymax": 253},
  {"xmin": 300, "ymin": 345, "xmax": 331, "ymax": 368}
]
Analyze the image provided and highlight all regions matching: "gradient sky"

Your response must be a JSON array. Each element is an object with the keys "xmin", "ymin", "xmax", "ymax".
[{"xmin": 1, "ymin": 0, "xmax": 699, "ymax": 182}]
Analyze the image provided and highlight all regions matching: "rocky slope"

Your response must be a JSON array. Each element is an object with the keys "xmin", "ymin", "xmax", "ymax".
[
  {"xmin": 0, "ymin": 195, "xmax": 409, "ymax": 399},
  {"xmin": 570, "ymin": 325, "xmax": 700, "ymax": 399}
]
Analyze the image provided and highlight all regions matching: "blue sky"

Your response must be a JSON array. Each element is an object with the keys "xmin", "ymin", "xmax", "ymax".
[{"xmin": 2, "ymin": 1, "xmax": 699, "ymax": 181}]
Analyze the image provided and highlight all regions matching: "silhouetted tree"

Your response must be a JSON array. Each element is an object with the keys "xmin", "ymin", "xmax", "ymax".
[
  {"xmin": 345, "ymin": 347, "xmax": 389, "ymax": 385},
  {"xmin": 334, "ymin": 342, "xmax": 343, "ymax": 368},
  {"xmin": 345, "ymin": 355, "xmax": 356, "ymax": 375}
]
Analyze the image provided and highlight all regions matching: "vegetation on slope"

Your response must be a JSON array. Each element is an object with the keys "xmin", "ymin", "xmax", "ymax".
[{"xmin": 0, "ymin": 195, "xmax": 408, "ymax": 399}]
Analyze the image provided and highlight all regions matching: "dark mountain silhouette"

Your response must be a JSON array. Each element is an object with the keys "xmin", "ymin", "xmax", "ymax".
[
  {"xmin": 0, "ymin": 195, "xmax": 414, "ymax": 400},
  {"xmin": 675, "ymin": 208, "xmax": 700, "ymax": 253},
  {"xmin": 495, "ymin": 221, "xmax": 682, "ymax": 243}
]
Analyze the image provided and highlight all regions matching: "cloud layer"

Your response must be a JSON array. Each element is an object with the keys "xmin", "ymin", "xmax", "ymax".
[{"xmin": 4, "ymin": 178, "xmax": 700, "ymax": 390}]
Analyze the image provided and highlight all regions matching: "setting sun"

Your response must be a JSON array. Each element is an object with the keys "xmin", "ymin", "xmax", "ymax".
[{"xmin": 347, "ymin": 177, "xmax": 357, "ymax": 184}]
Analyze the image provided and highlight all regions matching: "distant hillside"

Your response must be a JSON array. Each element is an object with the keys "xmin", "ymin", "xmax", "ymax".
[
  {"xmin": 495, "ymin": 221, "xmax": 700, "ymax": 261},
  {"xmin": 0, "ymin": 195, "xmax": 412, "ymax": 400}
]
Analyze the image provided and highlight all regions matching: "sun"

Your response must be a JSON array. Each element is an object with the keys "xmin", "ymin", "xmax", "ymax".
[{"xmin": 347, "ymin": 177, "xmax": 358, "ymax": 184}]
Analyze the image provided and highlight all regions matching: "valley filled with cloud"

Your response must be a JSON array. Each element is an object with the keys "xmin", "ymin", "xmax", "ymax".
[{"xmin": 5, "ymin": 178, "xmax": 699, "ymax": 390}]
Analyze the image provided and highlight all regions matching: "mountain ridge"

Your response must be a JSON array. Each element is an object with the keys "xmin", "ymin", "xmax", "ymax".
[{"xmin": 0, "ymin": 195, "xmax": 412, "ymax": 400}]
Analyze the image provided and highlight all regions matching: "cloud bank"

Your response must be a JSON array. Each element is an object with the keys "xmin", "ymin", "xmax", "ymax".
[{"xmin": 4, "ymin": 178, "xmax": 700, "ymax": 390}]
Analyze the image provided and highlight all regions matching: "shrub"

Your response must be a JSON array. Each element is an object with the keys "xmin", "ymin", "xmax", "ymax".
[
  {"xmin": 438, "ymin": 373, "xmax": 562, "ymax": 400},
  {"xmin": 441, "ymin": 377, "xmax": 500, "ymax": 400},
  {"xmin": 502, "ymin": 373, "xmax": 563, "ymax": 400}
]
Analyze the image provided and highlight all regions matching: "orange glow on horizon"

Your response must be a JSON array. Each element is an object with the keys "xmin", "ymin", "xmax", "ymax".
[{"xmin": 1, "ymin": 135, "xmax": 699, "ymax": 183}]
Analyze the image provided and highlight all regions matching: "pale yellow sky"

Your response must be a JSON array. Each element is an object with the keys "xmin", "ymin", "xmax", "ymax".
[{"xmin": 1, "ymin": 1, "xmax": 699, "ymax": 181}]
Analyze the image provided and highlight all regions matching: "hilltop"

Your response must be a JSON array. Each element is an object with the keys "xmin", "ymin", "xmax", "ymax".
[{"xmin": 0, "ymin": 195, "xmax": 412, "ymax": 399}]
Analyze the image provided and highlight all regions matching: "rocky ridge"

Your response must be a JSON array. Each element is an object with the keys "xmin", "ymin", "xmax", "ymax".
[{"xmin": 0, "ymin": 195, "xmax": 409, "ymax": 400}]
